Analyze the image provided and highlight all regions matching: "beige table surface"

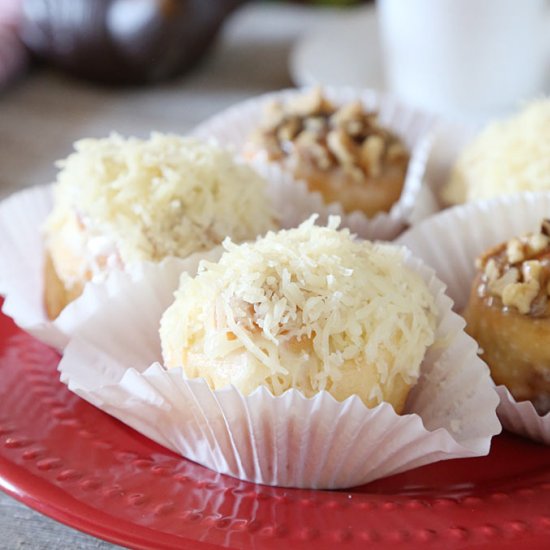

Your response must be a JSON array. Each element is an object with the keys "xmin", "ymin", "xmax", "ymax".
[{"xmin": 0, "ymin": 3, "xmax": 341, "ymax": 548}]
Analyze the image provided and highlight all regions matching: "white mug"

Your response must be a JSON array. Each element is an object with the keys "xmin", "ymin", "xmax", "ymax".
[{"xmin": 377, "ymin": 0, "xmax": 550, "ymax": 119}]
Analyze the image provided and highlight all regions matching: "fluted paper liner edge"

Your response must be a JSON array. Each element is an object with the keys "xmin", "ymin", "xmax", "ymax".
[
  {"xmin": 398, "ymin": 193, "xmax": 550, "ymax": 444},
  {"xmin": 58, "ymin": 248, "xmax": 500, "ymax": 489}
]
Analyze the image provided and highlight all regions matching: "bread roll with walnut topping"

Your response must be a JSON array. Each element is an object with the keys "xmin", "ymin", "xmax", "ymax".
[
  {"xmin": 43, "ymin": 133, "xmax": 277, "ymax": 319},
  {"xmin": 464, "ymin": 220, "xmax": 550, "ymax": 414},
  {"xmin": 247, "ymin": 88, "xmax": 410, "ymax": 217}
]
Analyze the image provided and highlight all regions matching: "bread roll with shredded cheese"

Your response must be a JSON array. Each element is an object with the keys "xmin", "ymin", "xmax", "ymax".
[
  {"xmin": 43, "ymin": 133, "xmax": 276, "ymax": 319},
  {"xmin": 443, "ymin": 99, "xmax": 550, "ymax": 204},
  {"xmin": 160, "ymin": 216, "xmax": 437, "ymax": 412}
]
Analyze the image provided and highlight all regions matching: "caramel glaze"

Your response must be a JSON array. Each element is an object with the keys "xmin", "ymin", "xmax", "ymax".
[{"xmin": 464, "ymin": 235, "xmax": 550, "ymax": 414}]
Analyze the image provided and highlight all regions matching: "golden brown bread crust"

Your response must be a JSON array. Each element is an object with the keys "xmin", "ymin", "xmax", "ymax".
[
  {"xmin": 43, "ymin": 250, "xmax": 84, "ymax": 320},
  {"xmin": 296, "ymin": 160, "xmax": 407, "ymax": 217},
  {"xmin": 325, "ymin": 364, "xmax": 412, "ymax": 414},
  {"xmin": 464, "ymin": 270, "xmax": 550, "ymax": 414}
]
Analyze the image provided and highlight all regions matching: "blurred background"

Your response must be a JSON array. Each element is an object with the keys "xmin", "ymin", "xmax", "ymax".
[
  {"xmin": 0, "ymin": 0, "xmax": 549, "ymax": 200},
  {"xmin": 0, "ymin": 0, "xmax": 373, "ymax": 200}
]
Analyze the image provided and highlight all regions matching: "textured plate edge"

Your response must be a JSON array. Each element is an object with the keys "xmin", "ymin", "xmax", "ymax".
[{"xmin": 0, "ymin": 455, "xmax": 220, "ymax": 550}]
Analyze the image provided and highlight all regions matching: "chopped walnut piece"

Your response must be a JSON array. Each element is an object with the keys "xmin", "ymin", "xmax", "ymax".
[
  {"xmin": 506, "ymin": 238, "xmax": 524, "ymax": 263},
  {"xmin": 262, "ymin": 102, "xmax": 285, "ymax": 129},
  {"xmin": 522, "ymin": 260, "xmax": 543, "ymax": 283},
  {"xmin": 277, "ymin": 117, "xmax": 301, "ymax": 142},
  {"xmin": 488, "ymin": 267, "xmax": 519, "ymax": 296},
  {"xmin": 527, "ymin": 233, "xmax": 550, "ymax": 255},
  {"xmin": 331, "ymin": 101, "xmax": 364, "ymax": 127},
  {"xmin": 262, "ymin": 134, "xmax": 283, "ymax": 158},
  {"xmin": 501, "ymin": 279, "xmax": 540, "ymax": 314},
  {"xmin": 295, "ymin": 137, "xmax": 332, "ymax": 171},
  {"xmin": 304, "ymin": 116, "xmax": 326, "ymax": 134},
  {"xmin": 346, "ymin": 119, "xmax": 364, "ymax": 137},
  {"xmin": 483, "ymin": 258, "xmax": 500, "ymax": 283},
  {"xmin": 294, "ymin": 128, "xmax": 318, "ymax": 146},
  {"xmin": 327, "ymin": 129, "xmax": 357, "ymax": 167},
  {"xmin": 286, "ymin": 87, "xmax": 331, "ymax": 118},
  {"xmin": 360, "ymin": 135, "xmax": 385, "ymax": 177},
  {"xmin": 542, "ymin": 219, "xmax": 550, "ymax": 236}
]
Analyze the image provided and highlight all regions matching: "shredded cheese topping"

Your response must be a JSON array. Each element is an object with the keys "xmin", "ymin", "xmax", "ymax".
[
  {"xmin": 443, "ymin": 99, "xmax": 550, "ymax": 204},
  {"xmin": 160, "ymin": 216, "xmax": 437, "ymax": 409},
  {"xmin": 45, "ymin": 133, "xmax": 276, "ymax": 287}
]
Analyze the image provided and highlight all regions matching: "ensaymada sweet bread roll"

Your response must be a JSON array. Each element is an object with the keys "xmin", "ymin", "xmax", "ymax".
[
  {"xmin": 246, "ymin": 87, "xmax": 410, "ymax": 217},
  {"xmin": 43, "ymin": 133, "xmax": 277, "ymax": 319},
  {"xmin": 464, "ymin": 220, "xmax": 550, "ymax": 414},
  {"xmin": 442, "ymin": 98, "xmax": 550, "ymax": 205},
  {"xmin": 160, "ymin": 216, "xmax": 437, "ymax": 413}
]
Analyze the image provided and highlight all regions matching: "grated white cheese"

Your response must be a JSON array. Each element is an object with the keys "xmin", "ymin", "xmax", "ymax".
[
  {"xmin": 443, "ymin": 98, "xmax": 550, "ymax": 204},
  {"xmin": 44, "ymin": 133, "xmax": 277, "ymax": 288},
  {"xmin": 160, "ymin": 216, "xmax": 437, "ymax": 410}
]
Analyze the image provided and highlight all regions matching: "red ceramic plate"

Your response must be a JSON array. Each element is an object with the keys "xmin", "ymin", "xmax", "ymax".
[{"xmin": 1, "ymin": 304, "xmax": 550, "ymax": 549}]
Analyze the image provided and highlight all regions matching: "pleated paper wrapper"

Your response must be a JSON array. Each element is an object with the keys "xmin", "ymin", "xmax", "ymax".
[
  {"xmin": 192, "ymin": 86, "xmax": 439, "ymax": 240},
  {"xmin": 397, "ymin": 193, "xmax": 550, "ymax": 444},
  {"xmin": 0, "ymin": 185, "xmax": 220, "ymax": 351},
  {"xmin": 421, "ymin": 119, "xmax": 479, "ymax": 209},
  {"xmin": 58, "ymin": 249, "xmax": 500, "ymax": 489}
]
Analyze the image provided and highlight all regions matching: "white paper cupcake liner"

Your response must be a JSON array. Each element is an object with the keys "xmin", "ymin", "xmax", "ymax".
[
  {"xmin": 0, "ymin": 185, "xmax": 222, "ymax": 351},
  {"xmin": 192, "ymin": 86, "xmax": 439, "ymax": 240},
  {"xmin": 397, "ymin": 192, "xmax": 550, "ymax": 444},
  {"xmin": 58, "ymin": 247, "xmax": 500, "ymax": 489},
  {"xmin": 422, "ymin": 119, "xmax": 480, "ymax": 209}
]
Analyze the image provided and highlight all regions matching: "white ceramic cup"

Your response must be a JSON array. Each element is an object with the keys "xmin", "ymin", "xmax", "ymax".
[{"xmin": 377, "ymin": 0, "xmax": 550, "ymax": 119}]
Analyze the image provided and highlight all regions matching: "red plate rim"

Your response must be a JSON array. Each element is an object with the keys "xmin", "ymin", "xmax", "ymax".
[{"xmin": 2, "ymin": 301, "xmax": 550, "ymax": 549}]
